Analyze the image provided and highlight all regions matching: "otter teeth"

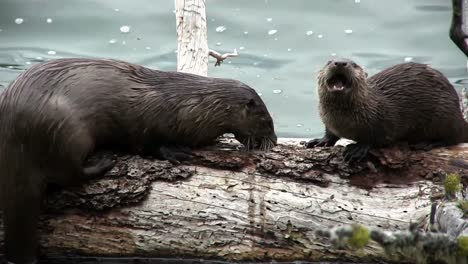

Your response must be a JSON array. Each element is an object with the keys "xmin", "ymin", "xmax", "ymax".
[{"xmin": 333, "ymin": 85, "xmax": 345, "ymax": 91}]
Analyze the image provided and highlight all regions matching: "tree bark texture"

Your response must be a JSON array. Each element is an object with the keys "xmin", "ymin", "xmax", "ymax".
[
  {"xmin": 175, "ymin": 0, "xmax": 209, "ymax": 76},
  {"xmin": 0, "ymin": 138, "xmax": 466, "ymax": 263}
]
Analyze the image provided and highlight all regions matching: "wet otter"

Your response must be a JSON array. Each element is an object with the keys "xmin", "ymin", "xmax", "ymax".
[
  {"xmin": 306, "ymin": 58, "xmax": 468, "ymax": 162},
  {"xmin": 0, "ymin": 58, "xmax": 277, "ymax": 264}
]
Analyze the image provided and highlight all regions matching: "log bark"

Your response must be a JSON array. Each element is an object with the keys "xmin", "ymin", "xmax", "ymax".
[{"xmin": 0, "ymin": 137, "xmax": 466, "ymax": 263}]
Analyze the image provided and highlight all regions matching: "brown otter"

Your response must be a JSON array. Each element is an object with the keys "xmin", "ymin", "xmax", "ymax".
[
  {"xmin": 0, "ymin": 58, "xmax": 277, "ymax": 264},
  {"xmin": 306, "ymin": 58, "xmax": 468, "ymax": 162}
]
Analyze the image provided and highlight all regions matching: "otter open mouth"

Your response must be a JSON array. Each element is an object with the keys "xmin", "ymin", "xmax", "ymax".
[{"xmin": 327, "ymin": 73, "xmax": 350, "ymax": 92}]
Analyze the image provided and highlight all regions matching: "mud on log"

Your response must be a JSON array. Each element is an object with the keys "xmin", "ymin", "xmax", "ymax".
[{"xmin": 0, "ymin": 137, "xmax": 466, "ymax": 263}]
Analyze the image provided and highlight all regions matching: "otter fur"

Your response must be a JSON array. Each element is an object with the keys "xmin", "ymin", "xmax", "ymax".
[
  {"xmin": 306, "ymin": 58, "xmax": 468, "ymax": 162},
  {"xmin": 0, "ymin": 58, "xmax": 277, "ymax": 263}
]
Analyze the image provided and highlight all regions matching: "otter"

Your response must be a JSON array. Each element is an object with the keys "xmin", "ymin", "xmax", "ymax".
[
  {"xmin": 306, "ymin": 58, "xmax": 468, "ymax": 162},
  {"xmin": 0, "ymin": 58, "xmax": 277, "ymax": 264}
]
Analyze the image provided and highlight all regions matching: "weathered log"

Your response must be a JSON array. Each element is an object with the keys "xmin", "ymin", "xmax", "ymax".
[
  {"xmin": 175, "ymin": 0, "xmax": 209, "ymax": 76},
  {"xmin": 0, "ymin": 137, "xmax": 466, "ymax": 263}
]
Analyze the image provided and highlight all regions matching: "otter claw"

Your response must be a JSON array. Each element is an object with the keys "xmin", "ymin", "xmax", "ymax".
[
  {"xmin": 83, "ymin": 157, "xmax": 116, "ymax": 179},
  {"xmin": 343, "ymin": 144, "xmax": 370, "ymax": 163},
  {"xmin": 305, "ymin": 137, "xmax": 335, "ymax": 148},
  {"xmin": 156, "ymin": 146, "xmax": 193, "ymax": 164}
]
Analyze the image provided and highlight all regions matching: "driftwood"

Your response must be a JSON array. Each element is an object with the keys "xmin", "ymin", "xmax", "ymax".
[
  {"xmin": 0, "ymin": 137, "xmax": 466, "ymax": 263},
  {"xmin": 175, "ymin": 0, "xmax": 209, "ymax": 76},
  {"xmin": 208, "ymin": 49, "xmax": 239, "ymax": 67}
]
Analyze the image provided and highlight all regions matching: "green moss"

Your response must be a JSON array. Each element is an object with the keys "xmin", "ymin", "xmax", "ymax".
[
  {"xmin": 348, "ymin": 224, "xmax": 370, "ymax": 249},
  {"xmin": 458, "ymin": 200, "xmax": 468, "ymax": 217},
  {"xmin": 444, "ymin": 173, "xmax": 462, "ymax": 196},
  {"xmin": 457, "ymin": 236, "xmax": 468, "ymax": 256}
]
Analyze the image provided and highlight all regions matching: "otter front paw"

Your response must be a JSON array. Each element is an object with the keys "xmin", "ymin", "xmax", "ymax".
[
  {"xmin": 156, "ymin": 146, "xmax": 193, "ymax": 164},
  {"xmin": 343, "ymin": 143, "xmax": 370, "ymax": 163},
  {"xmin": 83, "ymin": 156, "xmax": 116, "ymax": 179},
  {"xmin": 305, "ymin": 137, "xmax": 336, "ymax": 148}
]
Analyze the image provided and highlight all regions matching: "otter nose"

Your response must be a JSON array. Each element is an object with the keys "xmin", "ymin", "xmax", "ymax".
[{"xmin": 334, "ymin": 61, "xmax": 348, "ymax": 67}]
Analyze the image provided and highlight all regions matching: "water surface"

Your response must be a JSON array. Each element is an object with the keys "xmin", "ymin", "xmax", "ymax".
[{"xmin": 0, "ymin": 0, "xmax": 466, "ymax": 138}]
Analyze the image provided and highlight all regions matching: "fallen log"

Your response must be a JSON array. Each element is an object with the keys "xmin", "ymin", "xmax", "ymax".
[{"xmin": 0, "ymin": 137, "xmax": 465, "ymax": 263}]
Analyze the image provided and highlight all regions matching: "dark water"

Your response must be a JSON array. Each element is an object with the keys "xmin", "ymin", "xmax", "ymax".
[{"xmin": 0, "ymin": 0, "xmax": 467, "ymax": 138}]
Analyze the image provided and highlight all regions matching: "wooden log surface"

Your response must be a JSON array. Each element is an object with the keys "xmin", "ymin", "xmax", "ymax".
[
  {"xmin": 0, "ymin": 137, "xmax": 465, "ymax": 263},
  {"xmin": 175, "ymin": 0, "xmax": 209, "ymax": 76}
]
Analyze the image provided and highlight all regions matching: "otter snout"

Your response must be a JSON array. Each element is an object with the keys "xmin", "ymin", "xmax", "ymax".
[
  {"xmin": 235, "ymin": 130, "xmax": 277, "ymax": 152},
  {"xmin": 322, "ymin": 58, "xmax": 357, "ymax": 93},
  {"xmin": 332, "ymin": 60, "xmax": 350, "ymax": 68}
]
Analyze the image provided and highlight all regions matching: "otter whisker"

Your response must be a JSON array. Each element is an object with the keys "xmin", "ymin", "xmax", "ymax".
[
  {"xmin": 268, "ymin": 139, "xmax": 275, "ymax": 151},
  {"xmin": 259, "ymin": 137, "xmax": 275, "ymax": 152},
  {"xmin": 243, "ymin": 136, "xmax": 252, "ymax": 152},
  {"xmin": 268, "ymin": 139, "xmax": 275, "ymax": 150},
  {"xmin": 260, "ymin": 138, "xmax": 266, "ymax": 151}
]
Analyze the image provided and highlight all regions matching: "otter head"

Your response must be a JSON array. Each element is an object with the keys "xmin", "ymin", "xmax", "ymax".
[
  {"xmin": 228, "ymin": 82, "xmax": 277, "ymax": 151},
  {"xmin": 317, "ymin": 58, "xmax": 368, "ymax": 98}
]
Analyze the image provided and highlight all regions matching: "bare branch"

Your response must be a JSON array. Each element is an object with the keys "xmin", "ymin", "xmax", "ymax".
[{"xmin": 208, "ymin": 49, "xmax": 238, "ymax": 67}]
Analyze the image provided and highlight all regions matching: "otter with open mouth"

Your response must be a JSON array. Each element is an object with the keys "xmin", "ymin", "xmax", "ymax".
[{"xmin": 306, "ymin": 58, "xmax": 468, "ymax": 162}]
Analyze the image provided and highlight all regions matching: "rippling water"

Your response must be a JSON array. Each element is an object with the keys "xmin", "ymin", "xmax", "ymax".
[{"xmin": 0, "ymin": 0, "xmax": 466, "ymax": 138}]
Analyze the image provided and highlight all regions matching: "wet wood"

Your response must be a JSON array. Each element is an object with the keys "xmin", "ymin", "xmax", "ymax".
[
  {"xmin": 0, "ymin": 138, "xmax": 465, "ymax": 263},
  {"xmin": 175, "ymin": 0, "xmax": 209, "ymax": 76}
]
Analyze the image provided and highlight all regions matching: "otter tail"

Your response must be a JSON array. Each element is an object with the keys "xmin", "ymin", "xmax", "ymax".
[
  {"xmin": 3, "ymin": 180, "xmax": 43, "ymax": 264},
  {"xmin": 0, "ymin": 146, "xmax": 44, "ymax": 264}
]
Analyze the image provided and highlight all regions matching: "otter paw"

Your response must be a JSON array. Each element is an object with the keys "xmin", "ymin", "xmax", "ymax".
[
  {"xmin": 305, "ymin": 137, "xmax": 335, "ymax": 148},
  {"xmin": 83, "ymin": 157, "xmax": 116, "ymax": 178},
  {"xmin": 157, "ymin": 146, "xmax": 193, "ymax": 164},
  {"xmin": 343, "ymin": 144, "xmax": 370, "ymax": 163}
]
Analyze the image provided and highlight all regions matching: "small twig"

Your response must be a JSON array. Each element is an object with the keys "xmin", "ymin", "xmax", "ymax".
[
  {"xmin": 208, "ymin": 49, "xmax": 238, "ymax": 66},
  {"xmin": 449, "ymin": 0, "xmax": 468, "ymax": 57}
]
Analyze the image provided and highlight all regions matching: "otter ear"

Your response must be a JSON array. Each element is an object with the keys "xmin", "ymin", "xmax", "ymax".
[
  {"xmin": 246, "ymin": 98, "xmax": 257, "ymax": 109},
  {"xmin": 365, "ymin": 72, "xmax": 368, "ymax": 77}
]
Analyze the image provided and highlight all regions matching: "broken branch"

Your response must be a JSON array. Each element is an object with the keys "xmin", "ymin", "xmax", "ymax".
[{"xmin": 208, "ymin": 49, "xmax": 238, "ymax": 66}]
